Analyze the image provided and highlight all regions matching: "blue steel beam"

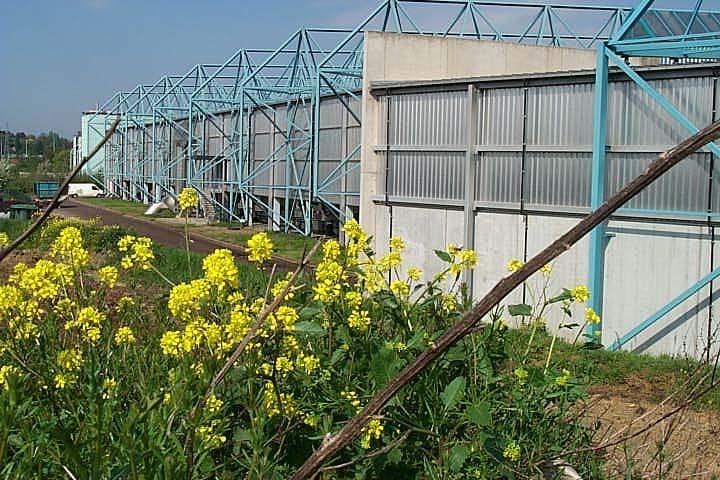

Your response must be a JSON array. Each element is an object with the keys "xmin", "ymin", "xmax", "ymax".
[{"xmin": 608, "ymin": 265, "xmax": 720, "ymax": 351}]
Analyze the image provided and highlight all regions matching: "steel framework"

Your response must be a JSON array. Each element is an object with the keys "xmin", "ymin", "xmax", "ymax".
[
  {"xmin": 588, "ymin": 0, "xmax": 720, "ymax": 350},
  {"xmin": 88, "ymin": 0, "xmax": 634, "ymax": 235}
]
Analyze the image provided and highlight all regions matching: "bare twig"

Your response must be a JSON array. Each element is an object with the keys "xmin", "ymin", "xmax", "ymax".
[
  {"xmin": 290, "ymin": 121, "xmax": 720, "ymax": 479},
  {"xmin": 0, "ymin": 116, "xmax": 120, "ymax": 264},
  {"xmin": 184, "ymin": 242, "xmax": 321, "ymax": 479}
]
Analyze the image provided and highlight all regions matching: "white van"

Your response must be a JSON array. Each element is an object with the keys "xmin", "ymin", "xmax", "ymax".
[{"xmin": 69, "ymin": 183, "xmax": 105, "ymax": 198}]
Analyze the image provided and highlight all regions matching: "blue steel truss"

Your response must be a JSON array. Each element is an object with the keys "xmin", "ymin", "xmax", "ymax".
[
  {"xmin": 93, "ymin": 0, "xmax": 634, "ymax": 235},
  {"xmin": 588, "ymin": 0, "xmax": 720, "ymax": 351}
]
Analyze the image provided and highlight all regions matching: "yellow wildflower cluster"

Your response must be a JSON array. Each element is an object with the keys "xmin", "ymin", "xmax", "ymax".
[
  {"xmin": 268, "ymin": 305, "xmax": 299, "ymax": 332},
  {"xmin": 117, "ymin": 235, "xmax": 154, "ymax": 270},
  {"xmin": 197, "ymin": 420, "xmax": 226, "ymax": 448},
  {"xmin": 168, "ymin": 279, "xmax": 210, "ymax": 321},
  {"xmin": 57, "ymin": 348, "xmax": 83, "ymax": 373},
  {"xmin": 102, "ymin": 377, "xmax": 117, "ymax": 399},
  {"xmin": 407, "ymin": 266, "xmax": 423, "ymax": 282},
  {"xmin": 14, "ymin": 259, "xmax": 71, "ymax": 300},
  {"xmin": 514, "ymin": 367, "xmax": 528, "ymax": 385},
  {"xmin": 206, "ymin": 393, "xmax": 223, "ymax": 413},
  {"xmin": 114, "ymin": 326, "xmax": 136, "ymax": 345},
  {"xmin": 0, "ymin": 365, "xmax": 19, "ymax": 391},
  {"xmin": 202, "ymin": 249, "xmax": 238, "ymax": 291},
  {"xmin": 389, "ymin": 280, "xmax": 409, "ymax": 298},
  {"xmin": 246, "ymin": 232, "xmax": 273, "ymax": 264},
  {"xmin": 178, "ymin": 187, "xmax": 198, "ymax": 211},
  {"xmin": 341, "ymin": 390, "xmax": 361, "ymax": 409},
  {"xmin": 98, "ymin": 266, "xmax": 118, "ymax": 288},
  {"xmin": 348, "ymin": 309, "xmax": 370, "ymax": 332},
  {"xmin": 116, "ymin": 296, "xmax": 135, "ymax": 312},
  {"xmin": 385, "ymin": 340, "xmax": 406, "ymax": 352},
  {"xmin": 65, "ymin": 306, "xmax": 106, "ymax": 344},
  {"xmin": 51, "ymin": 227, "xmax": 89, "ymax": 268},
  {"xmin": 313, "ymin": 240, "xmax": 345, "ymax": 303},
  {"xmin": 0, "ymin": 232, "xmax": 9, "ymax": 248},
  {"xmin": 503, "ymin": 441, "xmax": 521, "ymax": 462},
  {"xmin": 506, "ymin": 258, "xmax": 524, "ymax": 273},
  {"xmin": 448, "ymin": 246, "xmax": 478, "ymax": 276},
  {"xmin": 570, "ymin": 285, "xmax": 590, "ymax": 303},
  {"xmin": 555, "ymin": 368, "xmax": 571, "ymax": 387},
  {"xmin": 585, "ymin": 307, "xmax": 600, "ymax": 325},
  {"xmin": 440, "ymin": 292, "xmax": 458, "ymax": 312},
  {"xmin": 343, "ymin": 219, "xmax": 369, "ymax": 264},
  {"xmin": 360, "ymin": 419, "xmax": 383, "ymax": 449},
  {"xmin": 263, "ymin": 381, "xmax": 297, "ymax": 418}
]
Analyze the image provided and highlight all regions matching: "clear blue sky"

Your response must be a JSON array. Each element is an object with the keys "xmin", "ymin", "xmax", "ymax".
[{"xmin": 0, "ymin": 0, "xmax": 676, "ymax": 138}]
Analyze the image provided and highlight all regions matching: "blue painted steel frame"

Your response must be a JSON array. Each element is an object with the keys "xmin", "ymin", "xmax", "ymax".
[{"xmin": 590, "ymin": 0, "xmax": 720, "ymax": 350}]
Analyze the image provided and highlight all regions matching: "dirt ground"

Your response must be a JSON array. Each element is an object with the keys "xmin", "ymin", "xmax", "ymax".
[{"xmin": 584, "ymin": 377, "xmax": 720, "ymax": 479}]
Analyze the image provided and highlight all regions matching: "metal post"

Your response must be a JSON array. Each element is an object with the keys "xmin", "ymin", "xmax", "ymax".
[
  {"xmin": 463, "ymin": 84, "xmax": 478, "ymax": 292},
  {"xmin": 588, "ymin": 43, "xmax": 609, "ymax": 338}
]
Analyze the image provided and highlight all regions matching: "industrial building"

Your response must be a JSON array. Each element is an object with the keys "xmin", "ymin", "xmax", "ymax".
[{"xmin": 80, "ymin": 0, "xmax": 720, "ymax": 359}]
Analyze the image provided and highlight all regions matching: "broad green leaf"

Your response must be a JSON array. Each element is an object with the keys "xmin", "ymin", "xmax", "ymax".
[
  {"xmin": 298, "ymin": 303, "xmax": 323, "ymax": 319},
  {"xmin": 434, "ymin": 249, "xmax": 453, "ymax": 263},
  {"xmin": 466, "ymin": 402, "xmax": 492, "ymax": 427},
  {"xmin": 449, "ymin": 444, "xmax": 470, "ymax": 472},
  {"xmin": 387, "ymin": 447, "xmax": 403, "ymax": 464},
  {"xmin": 440, "ymin": 376, "xmax": 466, "ymax": 410},
  {"xmin": 293, "ymin": 321, "xmax": 326, "ymax": 336},
  {"xmin": 508, "ymin": 304, "xmax": 533, "ymax": 316},
  {"xmin": 548, "ymin": 289, "xmax": 572, "ymax": 304}
]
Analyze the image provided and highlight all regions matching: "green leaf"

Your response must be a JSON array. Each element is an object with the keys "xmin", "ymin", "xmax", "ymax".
[
  {"xmin": 434, "ymin": 249, "xmax": 453, "ymax": 263},
  {"xmin": 387, "ymin": 447, "xmax": 403, "ymax": 464},
  {"xmin": 466, "ymin": 401, "xmax": 492, "ymax": 427},
  {"xmin": 298, "ymin": 303, "xmax": 323, "ymax": 319},
  {"xmin": 508, "ymin": 304, "xmax": 533, "ymax": 316},
  {"xmin": 293, "ymin": 321, "xmax": 326, "ymax": 336},
  {"xmin": 440, "ymin": 376, "xmax": 466, "ymax": 410},
  {"xmin": 449, "ymin": 444, "xmax": 470, "ymax": 472},
  {"xmin": 330, "ymin": 348, "xmax": 347, "ymax": 365},
  {"xmin": 548, "ymin": 289, "xmax": 572, "ymax": 304}
]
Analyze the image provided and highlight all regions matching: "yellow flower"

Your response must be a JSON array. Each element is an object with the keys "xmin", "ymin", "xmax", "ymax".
[
  {"xmin": 390, "ymin": 280, "xmax": 409, "ymax": 298},
  {"xmin": 269, "ymin": 306, "xmax": 299, "ymax": 331},
  {"xmin": 360, "ymin": 419, "xmax": 383, "ymax": 449},
  {"xmin": 297, "ymin": 353, "xmax": 320, "ymax": 374},
  {"xmin": 206, "ymin": 393, "xmax": 223, "ymax": 413},
  {"xmin": 116, "ymin": 296, "xmax": 135, "ymax": 312},
  {"xmin": 540, "ymin": 263, "xmax": 552, "ymax": 275},
  {"xmin": 585, "ymin": 307, "xmax": 600, "ymax": 325},
  {"xmin": 514, "ymin": 367, "xmax": 528, "ymax": 384},
  {"xmin": 160, "ymin": 331, "xmax": 183, "ymax": 357},
  {"xmin": 570, "ymin": 285, "xmax": 590, "ymax": 303},
  {"xmin": 202, "ymin": 249, "xmax": 238, "ymax": 291},
  {"xmin": 51, "ymin": 227, "xmax": 89, "ymax": 268},
  {"xmin": 407, "ymin": 267, "xmax": 422, "ymax": 282},
  {"xmin": 168, "ymin": 279, "xmax": 210, "ymax": 321},
  {"xmin": 555, "ymin": 368, "xmax": 571, "ymax": 387},
  {"xmin": 342, "ymin": 219, "xmax": 366, "ymax": 242},
  {"xmin": 117, "ymin": 235, "xmax": 136, "ymax": 253},
  {"xmin": 348, "ymin": 309, "xmax": 371, "ymax": 331},
  {"xmin": 345, "ymin": 290, "xmax": 362, "ymax": 308},
  {"xmin": 98, "ymin": 266, "xmax": 118, "ymax": 288},
  {"xmin": 0, "ymin": 232, "xmax": 9, "ymax": 248},
  {"xmin": 178, "ymin": 187, "xmax": 198, "ymax": 211},
  {"xmin": 246, "ymin": 232, "xmax": 273, "ymax": 264},
  {"xmin": 503, "ymin": 441, "xmax": 521, "ymax": 462},
  {"xmin": 54, "ymin": 373, "xmax": 74, "ymax": 389},
  {"xmin": 0, "ymin": 365, "xmax": 20, "ymax": 390},
  {"xmin": 506, "ymin": 258, "xmax": 524, "ymax": 273},
  {"xmin": 313, "ymin": 258, "xmax": 343, "ymax": 304},
  {"xmin": 196, "ymin": 420, "xmax": 226, "ymax": 448},
  {"xmin": 341, "ymin": 390, "xmax": 361, "ymax": 409},
  {"xmin": 57, "ymin": 348, "xmax": 83, "ymax": 371},
  {"xmin": 102, "ymin": 377, "xmax": 117, "ymax": 399},
  {"xmin": 114, "ymin": 326, "xmax": 136, "ymax": 345},
  {"xmin": 440, "ymin": 292, "xmax": 457, "ymax": 312},
  {"xmin": 389, "ymin": 236, "xmax": 405, "ymax": 253},
  {"xmin": 263, "ymin": 382, "xmax": 297, "ymax": 418}
]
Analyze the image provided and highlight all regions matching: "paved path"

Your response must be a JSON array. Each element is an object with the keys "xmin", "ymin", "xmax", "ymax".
[{"xmin": 57, "ymin": 200, "xmax": 298, "ymax": 271}]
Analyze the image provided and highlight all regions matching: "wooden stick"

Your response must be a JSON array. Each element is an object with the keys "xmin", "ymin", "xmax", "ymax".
[
  {"xmin": 0, "ymin": 116, "xmax": 121, "ymax": 263},
  {"xmin": 290, "ymin": 121, "xmax": 720, "ymax": 480}
]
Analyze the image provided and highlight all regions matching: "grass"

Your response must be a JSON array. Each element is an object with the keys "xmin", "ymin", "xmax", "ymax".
[
  {"xmin": 506, "ymin": 327, "xmax": 720, "ymax": 411},
  {"xmin": 192, "ymin": 227, "xmax": 322, "ymax": 263},
  {"xmin": 0, "ymin": 218, "xmax": 31, "ymax": 241},
  {"xmin": 79, "ymin": 197, "xmax": 175, "ymax": 218}
]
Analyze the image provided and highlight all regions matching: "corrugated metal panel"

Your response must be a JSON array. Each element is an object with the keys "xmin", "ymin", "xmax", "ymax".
[
  {"xmin": 387, "ymin": 152, "xmax": 465, "ymax": 200},
  {"xmin": 476, "ymin": 88, "xmax": 523, "ymax": 147},
  {"xmin": 607, "ymin": 76, "xmax": 714, "ymax": 148},
  {"xmin": 475, "ymin": 152, "xmax": 522, "ymax": 206},
  {"xmin": 607, "ymin": 152, "xmax": 710, "ymax": 213},
  {"xmin": 526, "ymin": 84, "xmax": 593, "ymax": 148},
  {"xmin": 525, "ymin": 152, "xmax": 591, "ymax": 208},
  {"xmin": 318, "ymin": 128, "xmax": 342, "ymax": 161},
  {"xmin": 390, "ymin": 91, "xmax": 466, "ymax": 147}
]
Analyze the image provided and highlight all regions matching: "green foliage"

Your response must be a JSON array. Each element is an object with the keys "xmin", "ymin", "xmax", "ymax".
[{"xmin": 0, "ymin": 221, "xmax": 609, "ymax": 478}]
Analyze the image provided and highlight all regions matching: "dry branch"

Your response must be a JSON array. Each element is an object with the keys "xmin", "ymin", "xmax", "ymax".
[
  {"xmin": 0, "ymin": 116, "xmax": 121, "ymax": 263},
  {"xmin": 290, "ymin": 121, "xmax": 720, "ymax": 479}
]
